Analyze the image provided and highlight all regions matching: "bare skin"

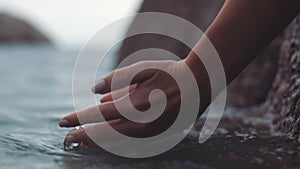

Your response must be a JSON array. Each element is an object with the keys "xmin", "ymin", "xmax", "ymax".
[{"xmin": 59, "ymin": 0, "xmax": 300, "ymax": 148}]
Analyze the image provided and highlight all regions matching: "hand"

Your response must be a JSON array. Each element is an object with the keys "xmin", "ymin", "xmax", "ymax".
[{"xmin": 59, "ymin": 60, "xmax": 209, "ymax": 149}]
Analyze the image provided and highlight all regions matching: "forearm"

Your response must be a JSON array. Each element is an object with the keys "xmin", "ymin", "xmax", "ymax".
[{"xmin": 186, "ymin": 0, "xmax": 299, "ymax": 87}]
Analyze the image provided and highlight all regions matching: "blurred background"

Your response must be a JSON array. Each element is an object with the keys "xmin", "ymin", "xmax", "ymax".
[
  {"xmin": 0, "ymin": 0, "xmax": 143, "ymax": 49},
  {"xmin": 0, "ymin": 0, "xmax": 299, "ymax": 168}
]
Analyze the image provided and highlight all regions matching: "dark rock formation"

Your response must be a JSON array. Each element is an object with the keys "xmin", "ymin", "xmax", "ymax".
[
  {"xmin": 118, "ymin": 0, "xmax": 224, "ymax": 63},
  {"xmin": 117, "ymin": 0, "xmax": 280, "ymax": 108},
  {"xmin": 266, "ymin": 15, "xmax": 300, "ymax": 139},
  {"xmin": 226, "ymin": 36, "xmax": 282, "ymax": 107},
  {"xmin": 0, "ymin": 13, "xmax": 50, "ymax": 43}
]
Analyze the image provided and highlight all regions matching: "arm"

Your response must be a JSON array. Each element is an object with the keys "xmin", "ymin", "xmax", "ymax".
[
  {"xmin": 186, "ymin": 0, "xmax": 300, "ymax": 85},
  {"xmin": 60, "ymin": 0, "xmax": 300, "ymax": 148}
]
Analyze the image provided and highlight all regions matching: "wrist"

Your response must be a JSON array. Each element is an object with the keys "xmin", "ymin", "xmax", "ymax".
[
  {"xmin": 182, "ymin": 54, "xmax": 212, "ymax": 115},
  {"xmin": 184, "ymin": 52, "xmax": 211, "ymax": 92}
]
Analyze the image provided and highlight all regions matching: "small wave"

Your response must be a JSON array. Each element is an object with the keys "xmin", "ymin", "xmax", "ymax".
[{"xmin": 0, "ymin": 132, "xmax": 81, "ymax": 158}]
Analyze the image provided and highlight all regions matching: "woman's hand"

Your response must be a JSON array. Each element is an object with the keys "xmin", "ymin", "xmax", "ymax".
[{"xmin": 59, "ymin": 59, "xmax": 209, "ymax": 149}]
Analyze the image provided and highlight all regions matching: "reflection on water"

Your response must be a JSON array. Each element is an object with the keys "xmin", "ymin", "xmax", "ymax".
[{"xmin": 0, "ymin": 45, "xmax": 299, "ymax": 169}]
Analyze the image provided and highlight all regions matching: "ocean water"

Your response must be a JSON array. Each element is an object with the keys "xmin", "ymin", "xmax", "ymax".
[{"xmin": 0, "ymin": 45, "xmax": 300, "ymax": 169}]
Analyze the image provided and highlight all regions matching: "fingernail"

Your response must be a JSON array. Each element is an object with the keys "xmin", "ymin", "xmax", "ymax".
[
  {"xmin": 91, "ymin": 80, "xmax": 106, "ymax": 93},
  {"xmin": 59, "ymin": 119, "xmax": 70, "ymax": 127},
  {"xmin": 66, "ymin": 135, "xmax": 77, "ymax": 143}
]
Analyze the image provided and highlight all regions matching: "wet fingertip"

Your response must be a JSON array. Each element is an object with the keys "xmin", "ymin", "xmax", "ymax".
[{"xmin": 64, "ymin": 135, "xmax": 79, "ymax": 151}]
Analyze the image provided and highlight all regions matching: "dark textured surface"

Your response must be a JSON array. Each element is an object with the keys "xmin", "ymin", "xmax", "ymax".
[
  {"xmin": 267, "ymin": 14, "xmax": 300, "ymax": 139},
  {"xmin": 0, "ymin": 13, "xmax": 50, "ymax": 43},
  {"xmin": 226, "ymin": 36, "xmax": 282, "ymax": 107},
  {"xmin": 118, "ymin": 0, "xmax": 224, "ymax": 64}
]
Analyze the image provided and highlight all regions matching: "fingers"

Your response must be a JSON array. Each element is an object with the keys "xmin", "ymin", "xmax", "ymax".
[
  {"xmin": 60, "ymin": 78, "xmax": 161, "ymax": 128},
  {"xmin": 60, "ymin": 74, "xmax": 162, "ymax": 128},
  {"xmin": 59, "ymin": 114, "xmax": 79, "ymax": 127},
  {"xmin": 92, "ymin": 62, "xmax": 156, "ymax": 94},
  {"xmin": 64, "ymin": 119, "xmax": 149, "ymax": 150},
  {"xmin": 64, "ymin": 127, "xmax": 98, "ymax": 150},
  {"xmin": 59, "ymin": 106, "xmax": 99, "ymax": 128},
  {"xmin": 59, "ymin": 90, "xmax": 147, "ymax": 128},
  {"xmin": 100, "ymin": 83, "xmax": 138, "ymax": 103},
  {"xmin": 59, "ymin": 102, "xmax": 121, "ymax": 128}
]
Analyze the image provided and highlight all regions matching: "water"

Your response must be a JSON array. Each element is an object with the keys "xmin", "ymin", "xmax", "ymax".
[{"xmin": 0, "ymin": 45, "xmax": 300, "ymax": 169}]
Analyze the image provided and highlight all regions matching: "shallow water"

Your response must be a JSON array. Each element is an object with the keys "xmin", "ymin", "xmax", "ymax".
[{"xmin": 0, "ymin": 45, "xmax": 299, "ymax": 169}]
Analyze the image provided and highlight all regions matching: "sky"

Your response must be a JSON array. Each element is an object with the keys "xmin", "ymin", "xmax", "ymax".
[{"xmin": 0, "ymin": 0, "xmax": 143, "ymax": 49}]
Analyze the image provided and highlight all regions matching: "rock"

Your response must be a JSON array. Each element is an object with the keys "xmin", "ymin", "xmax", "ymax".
[
  {"xmin": 226, "ymin": 35, "xmax": 282, "ymax": 107},
  {"xmin": 266, "ymin": 15, "xmax": 300, "ymax": 138},
  {"xmin": 118, "ymin": 0, "xmax": 224, "ymax": 63},
  {"xmin": 0, "ymin": 13, "xmax": 50, "ymax": 43}
]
